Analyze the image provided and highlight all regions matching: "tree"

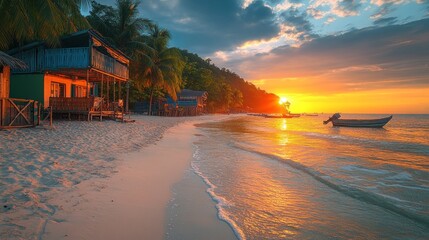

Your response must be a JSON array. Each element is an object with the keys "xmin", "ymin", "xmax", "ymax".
[
  {"xmin": 134, "ymin": 24, "xmax": 184, "ymax": 115},
  {"xmin": 87, "ymin": 1, "xmax": 184, "ymax": 114},
  {"xmin": 231, "ymin": 89, "xmax": 244, "ymax": 110},
  {"xmin": 179, "ymin": 49, "xmax": 282, "ymax": 113},
  {"xmin": 0, "ymin": 0, "xmax": 90, "ymax": 50},
  {"xmin": 86, "ymin": 0, "xmax": 150, "ymax": 57}
]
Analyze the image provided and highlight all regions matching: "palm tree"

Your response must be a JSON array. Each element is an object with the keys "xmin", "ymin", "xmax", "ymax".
[
  {"xmin": 231, "ymin": 89, "xmax": 244, "ymax": 110},
  {"xmin": 134, "ymin": 24, "xmax": 184, "ymax": 115},
  {"xmin": 0, "ymin": 0, "xmax": 90, "ymax": 50},
  {"xmin": 86, "ymin": 0, "xmax": 150, "ymax": 57},
  {"xmin": 87, "ymin": 1, "xmax": 183, "ymax": 115}
]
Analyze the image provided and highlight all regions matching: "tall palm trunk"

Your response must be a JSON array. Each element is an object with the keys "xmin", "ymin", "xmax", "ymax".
[{"xmin": 148, "ymin": 86, "xmax": 154, "ymax": 115}]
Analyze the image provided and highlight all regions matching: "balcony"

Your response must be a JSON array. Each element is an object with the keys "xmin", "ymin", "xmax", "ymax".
[
  {"xmin": 91, "ymin": 48, "xmax": 128, "ymax": 79},
  {"xmin": 12, "ymin": 47, "xmax": 128, "ymax": 80}
]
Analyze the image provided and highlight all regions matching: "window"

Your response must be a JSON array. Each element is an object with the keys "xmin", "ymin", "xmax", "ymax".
[
  {"xmin": 50, "ymin": 82, "xmax": 65, "ymax": 97},
  {"xmin": 72, "ymin": 85, "xmax": 87, "ymax": 97}
]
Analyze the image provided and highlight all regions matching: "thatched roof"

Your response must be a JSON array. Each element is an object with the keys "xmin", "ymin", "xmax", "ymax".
[{"xmin": 0, "ymin": 51, "xmax": 27, "ymax": 69}]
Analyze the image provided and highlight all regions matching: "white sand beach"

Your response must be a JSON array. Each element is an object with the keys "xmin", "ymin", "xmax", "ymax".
[{"xmin": 0, "ymin": 115, "xmax": 236, "ymax": 240}]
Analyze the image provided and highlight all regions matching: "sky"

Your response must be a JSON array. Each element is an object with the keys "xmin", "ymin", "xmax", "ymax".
[{"xmin": 96, "ymin": 0, "xmax": 429, "ymax": 114}]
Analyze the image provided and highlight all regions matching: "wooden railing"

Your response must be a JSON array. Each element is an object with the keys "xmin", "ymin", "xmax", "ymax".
[
  {"xmin": 91, "ymin": 48, "xmax": 128, "ymax": 79},
  {"xmin": 45, "ymin": 48, "xmax": 90, "ymax": 69},
  {"xmin": 50, "ymin": 97, "xmax": 95, "ymax": 113},
  {"xmin": 0, "ymin": 98, "xmax": 39, "ymax": 128},
  {"xmin": 12, "ymin": 47, "xmax": 129, "ymax": 79}
]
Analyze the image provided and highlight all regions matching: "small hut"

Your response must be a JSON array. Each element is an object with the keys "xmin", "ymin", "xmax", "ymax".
[{"xmin": 162, "ymin": 89, "xmax": 208, "ymax": 116}]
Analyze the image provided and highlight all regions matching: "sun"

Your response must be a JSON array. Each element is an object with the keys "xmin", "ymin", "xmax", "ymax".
[{"xmin": 279, "ymin": 97, "xmax": 288, "ymax": 104}]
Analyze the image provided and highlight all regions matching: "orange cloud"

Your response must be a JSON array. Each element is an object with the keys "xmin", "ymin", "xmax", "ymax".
[{"xmin": 227, "ymin": 19, "xmax": 429, "ymax": 113}]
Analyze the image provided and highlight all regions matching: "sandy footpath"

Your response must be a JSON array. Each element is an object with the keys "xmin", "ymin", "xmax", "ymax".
[{"xmin": 0, "ymin": 115, "xmax": 235, "ymax": 239}]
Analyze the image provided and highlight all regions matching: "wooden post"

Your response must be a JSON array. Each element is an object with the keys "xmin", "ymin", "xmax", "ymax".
[
  {"xmin": 119, "ymin": 81, "xmax": 122, "ymax": 100},
  {"xmin": 122, "ymin": 103, "xmax": 124, "ymax": 122},
  {"xmin": 86, "ymin": 70, "xmax": 89, "ymax": 98},
  {"xmin": 37, "ymin": 102, "xmax": 41, "ymax": 126},
  {"xmin": 113, "ymin": 78, "xmax": 116, "ymax": 103},
  {"xmin": 126, "ymin": 82, "xmax": 129, "ymax": 113},
  {"xmin": 0, "ymin": 98, "xmax": 4, "ymax": 127},
  {"xmin": 33, "ymin": 101, "xmax": 37, "ymax": 126},
  {"xmin": 107, "ymin": 77, "xmax": 110, "ymax": 106},
  {"xmin": 50, "ymin": 107, "xmax": 53, "ymax": 127},
  {"xmin": 100, "ymin": 75, "xmax": 103, "ymax": 121},
  {"xmin": 101, "ymin": 75, "xmax": 104, "ymax": 99}
]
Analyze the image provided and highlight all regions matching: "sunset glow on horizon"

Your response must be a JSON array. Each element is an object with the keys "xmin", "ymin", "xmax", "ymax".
[
  {"xmin": 270, "ymin": 88, "xmax": 429, "ymax": 114},
  {"xmin": 99, "ymin": 0, "xmax": 429, "ymax": 114},
  {"xmin": 278, "ymin": 97, "xmax": 288, "ymax": 105}
]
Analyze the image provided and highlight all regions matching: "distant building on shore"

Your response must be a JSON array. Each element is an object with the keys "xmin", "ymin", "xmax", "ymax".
[
  {"xmin": 177, "ymin": 89, "xmax": 208, "ymax": 114},
  {"xmin": 134, "ymin": 89, "xmax": 208, "ymax": 116}
]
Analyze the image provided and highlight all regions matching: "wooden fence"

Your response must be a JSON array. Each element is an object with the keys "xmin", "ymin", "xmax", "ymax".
[
  {"xmin": 0, "ymin": 98, "xmax": 39, "ymax": 128},
  {"xmin": 50, "ymin": 97, "xmax": 95, "ymax": 113}
]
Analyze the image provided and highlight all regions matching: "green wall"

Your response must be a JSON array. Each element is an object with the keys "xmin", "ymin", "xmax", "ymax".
[{"xmin": 10, "ymin": 74, "xmax": 45, "ymax": 105}]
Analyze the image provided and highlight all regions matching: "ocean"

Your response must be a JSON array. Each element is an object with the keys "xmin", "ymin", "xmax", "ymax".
[{"xmin": 190, "ymin": 114, "xmax": 429, "ymax": 240}]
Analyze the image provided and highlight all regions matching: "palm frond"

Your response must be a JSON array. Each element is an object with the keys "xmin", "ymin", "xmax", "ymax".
[{"xmin": 0, "ymin": 51, "xmax": 28, "ymax": 69}]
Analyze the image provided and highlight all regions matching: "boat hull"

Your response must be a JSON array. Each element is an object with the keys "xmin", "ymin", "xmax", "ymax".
[{"xmin": 331, "ymin": 116, "xmax": 392, "ymax": 128}]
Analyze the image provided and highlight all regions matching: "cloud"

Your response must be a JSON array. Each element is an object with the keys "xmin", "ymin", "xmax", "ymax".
[
  {"xmin": 370, "ymin": 0, "xmax": 407, "ymax": 6},
  {"xmin": 324, "ymin": 16, "xmax": 336, "ymax": 24},
  {"xmin": 140, "ymin": 0, "xmax": 280, "ymax": 55},
  {"xmin": 272, "ymin": 0, "xmax": 304, "ymax": 12},
  {"xmin": 224, "ymin": 18, "xmax": 429, "ymax": 94},
  {"xmin": 335, "ymin": 0, "xmax": 363, "ymax": 16},
  {"xmin": 371, "ymin": 2, "xmax": 395, "ymax": 19},
  {"xmin": 373, "ymin": 16, "xmax": 398, "ymax": 25},
  {"xmin": 310, "ymin": 0, "xmax": 363, "ymax": 17},
  {"xmin": 331, "ymin": 65, "xmax": 384, "ymax": 73},
  {"xmin": 306, "ymin": 7, "xmax": 327, "ymax": 19},
  {"xmin": 279, "ymin": 8, "xmax": 318, "ymax": 42}
]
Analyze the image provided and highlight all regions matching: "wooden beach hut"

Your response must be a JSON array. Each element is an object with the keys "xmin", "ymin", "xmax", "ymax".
[
  {"xmin": 8, "ymin": 29, "xmax": 130, "ymax": 121},
  {"xmin": 163, "ymin": 89, "xmax": 208, "ymax": 116},
  {"xmin": 0, "ymin": 51, "xmax": 40, "ymax": 128}
]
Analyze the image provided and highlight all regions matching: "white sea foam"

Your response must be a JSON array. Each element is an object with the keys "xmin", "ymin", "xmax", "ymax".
[
  {"xmin": 386, "ymin": 171, "xmax": 413, "ymax": 181},
  {"xmin": 191, "ymin": 145, "xmax": 246, "ymax": 240},
  {"xmin": 341, "ymin": 165, "xmax": 390, "ymax": 175}
]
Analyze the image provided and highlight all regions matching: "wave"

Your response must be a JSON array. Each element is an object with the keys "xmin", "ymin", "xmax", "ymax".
[
  {"xmin": 303, "ymin": 132, "xmax": 429, "ymax": 156},
  {"xmin": 191, "ymin": 145, "xmax": 246, "ymax": 240},
  {"xmin": 234, "ymin": 144, "xmax": 429, "ymax": 229}
]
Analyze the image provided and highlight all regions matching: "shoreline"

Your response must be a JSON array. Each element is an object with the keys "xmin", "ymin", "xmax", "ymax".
[{"xmin": 0, "ymin": 114, "xmax": 238, "ymax": 239}]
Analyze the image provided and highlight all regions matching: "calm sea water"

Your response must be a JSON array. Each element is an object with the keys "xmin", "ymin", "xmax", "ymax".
[{"xmin": 192, "ymin": 114, "xmax": 429, "ymax": 240}]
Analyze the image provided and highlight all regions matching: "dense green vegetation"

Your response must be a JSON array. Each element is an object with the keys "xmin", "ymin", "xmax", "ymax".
[
  {"xmin": 87, "ymin": 0, "xmax": 183, "ymax": 114},
  {"xmin": 0, "ymin": 0, "xmax": 89, "ymax": 50},
  {"xmin": 0, "ymin": 0, "xmax": 281, "ymax": 113},
  {"xmin": 87, "ymin": 0, "xmax": 281, "ymax": 113},
  {"xmin": 180, "ymin": 50, "xmax": 282, "ymax": 113}
]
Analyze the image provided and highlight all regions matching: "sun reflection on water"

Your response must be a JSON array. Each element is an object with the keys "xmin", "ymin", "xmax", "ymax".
[
  {"xmin": 280, "ymin": 119, "xmax": 287, "ymax": 131},
  {"xmin": 229, "ymin": 158, "xmax": 315, "ymax": 239}
]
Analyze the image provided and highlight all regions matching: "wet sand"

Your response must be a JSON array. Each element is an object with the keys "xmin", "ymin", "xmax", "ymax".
[{"xmin": 0, "ymin": 115, "xmax": 236, "ymax": 239}]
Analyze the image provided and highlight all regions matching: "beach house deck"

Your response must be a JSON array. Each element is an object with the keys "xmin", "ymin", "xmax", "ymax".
[{"xmin": 8, "ymin": 29, "xmax": 130, "ymax": 121}]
